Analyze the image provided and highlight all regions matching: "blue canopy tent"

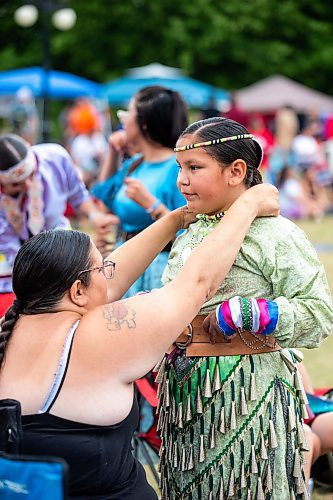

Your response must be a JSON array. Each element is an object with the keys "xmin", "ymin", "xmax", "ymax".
[
  {"xmin": 0, "ymin": 67, "xmax": 103, "ymax": 141},
  {"xmin": 103, "ymin": 64, "xmax": 229, "ymax": 109},
  {"xmin": 0, "ymin": 67, "xmax": 102, "ymax": 98}
]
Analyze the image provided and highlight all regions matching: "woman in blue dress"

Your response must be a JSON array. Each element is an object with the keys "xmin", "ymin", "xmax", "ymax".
[{"xmin": 92, "ymin": 86, "xmax": 188, "ymax": 297}]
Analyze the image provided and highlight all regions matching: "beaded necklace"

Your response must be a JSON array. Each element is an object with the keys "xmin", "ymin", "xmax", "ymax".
[{"xmin": 196, "ymin": 211, "xmax": 225, "ymax": 224}]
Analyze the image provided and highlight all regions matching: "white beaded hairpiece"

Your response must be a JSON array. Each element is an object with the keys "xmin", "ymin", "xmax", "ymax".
[
  {"xmin": 174, "ymin": 133, "xmax": 263, "ymax": 169},
  {"xmin": 0, "ymin": 150, "xmax": 36, "ymax": 185}
]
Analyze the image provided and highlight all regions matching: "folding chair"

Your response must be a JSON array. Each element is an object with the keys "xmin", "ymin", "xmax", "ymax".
[
  {"xmin": 0, "ymin": 399, "xmax": 68, "ymax": 499},
  {"xmin": 0, "ymin": 453, "xmax": 68, "ymax": 499}
]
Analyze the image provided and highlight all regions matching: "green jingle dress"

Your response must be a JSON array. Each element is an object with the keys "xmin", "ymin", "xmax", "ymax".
[{"xmin": 156, "ymin": 215, "xmax": 333, "ymax": 500}]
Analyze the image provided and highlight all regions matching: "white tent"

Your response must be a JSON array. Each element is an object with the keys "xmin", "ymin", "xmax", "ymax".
[{"xmin": 236, "ymin": 75, "xmax": 333, "ymax": 113}]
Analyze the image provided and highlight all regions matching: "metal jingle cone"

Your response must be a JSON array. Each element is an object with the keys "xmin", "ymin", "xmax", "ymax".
[
  {"xmin": 256, "ymin": 476, "xmax": 265, "ymax": 500},
  {"xmin": 260, "ymin": 431, "xmax": 268, "ymax": 460},
  {"xmin": 177, "ymin": 402, "xmax": 184, "ymax": 429},
  {"xmin": 155, "ymin": 357, "xmax": 166, "ymax": 383},
  {"xmin": 213, "ymin": 362, "xmax": 221, "ymax": 392},
  {"xmin": 208, "ymin": 422, "xmax": 216, "ymax": 449},
  {"xmin": 240, "ymin": 386, "xmax": 248, "ymax": 415},
  {"xmin": 250, "ymin": 444, "xmax": 258, "ymax": 474},
  {"xmin": 199, "ymin": 434, "xmax": 206, "ymax": 463},
  {"xmin": 230, "ymin": 400, "xmax": 237, "ymax": 430},
  {"xmin": 293, "ymin": 449, "xmax": 301, "ymax": 479},
  {"xmin": 203, "ymin": 368, "xmax": 213, "ymax": 398},
  {"xmin": 196, "ymin": 386, "xmax": 204, "ymax": 414},
  {"xmin": 227, "ymin": 469, "xmax": 235, "ymax": 497},
  {"xmin": 185, "ymin": 393, "xmax": 192, "ymax": 421},
  {"xmin": 269, "ymin": 419, "xmax": 278, "ymax": 449},
  {"xmin": 187, "ymin": 445, "xmax": 194, "ymax": 470},
  {"xmin": 218, "ymin": 405, "xmax": 226, "ymax": 433},
  {"xmin": 218, "ymin": 476, "xmax": 224, "ymax": 500},
  {"xmin": 266, "ymin": 463, "xmax": 273, "ymax": 491},
  {"xmin": 240, "ymin": 461, "xmax": 247, "ymax": 489},
  {"xmin": 164, "ymin": 379, "xmax": 170, "ymax": 408},
  {"xmin": 249, "ymin": 372, "xmax": 257, "ymax": 401}
]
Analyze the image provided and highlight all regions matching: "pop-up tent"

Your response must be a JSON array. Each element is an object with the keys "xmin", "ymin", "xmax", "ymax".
[
  {"xmin": 103, "ymin": 63, "xmax": 229, "ymax": 109},
  {"xmin": 236, "ymin": 75, "xmax": 333, "ymax": 113},
  {"xmin": 0, "ymin": 67, "xmax": 102, "ymax": 99}
]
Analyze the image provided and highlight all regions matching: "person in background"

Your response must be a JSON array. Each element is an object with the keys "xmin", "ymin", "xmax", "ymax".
[
  {"xmin": 68, "ymin": 98, "xmax": 108, "ymax": 187},
  {"xmin": 247, "ymin": 112, "xmax": 275, "ymax": 171},
  {"xmin": 292, "ymin": 119, "xmax": 322, "ymax": 171},
  {"xmin": 278, "ymin": 166, "xmax": 326, "ymax": 220},
  {"xmin": 267, "ymin": 105, "xmax": 298, "ymax": 186},
  {"xmin": 10, "ymin": 86, "xmax": 39, "ymax": 145},
  {"xmin": 224, "ymin": 92, "xmax": 248, "ymax": 127},
  {"xmin": 92, "ymin": 86, "xmax": 188, "ymax": 297},
  {"xmin": 0, "ymin": 134, "xmax": 118, "ymax": 317},
  {"xmin": 0, "ymin": 184, "xmax": 279, "ymax": 499}
]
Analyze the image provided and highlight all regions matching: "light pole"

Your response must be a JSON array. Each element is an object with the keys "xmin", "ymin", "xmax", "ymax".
[{"xmin": 14, "ymin": 2, "xmax": 77, "ymax": 142}]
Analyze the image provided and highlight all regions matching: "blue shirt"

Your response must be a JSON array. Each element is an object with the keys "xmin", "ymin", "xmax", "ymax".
[{"xmin": 100, "ymin": 155, "xmax": 185, "ymax": 233}]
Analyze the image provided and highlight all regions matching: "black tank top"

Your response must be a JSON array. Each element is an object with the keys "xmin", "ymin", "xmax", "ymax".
[{"xmin": 21, "ymin": 322, "xmax": 157, "ymax": 499}]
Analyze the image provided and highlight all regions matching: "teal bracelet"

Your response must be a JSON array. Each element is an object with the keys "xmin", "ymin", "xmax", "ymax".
[{"xmin": 146, "ymin": 199, "xmax": 161, "ymax": 214}]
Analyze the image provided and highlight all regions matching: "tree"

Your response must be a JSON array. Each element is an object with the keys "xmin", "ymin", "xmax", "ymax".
[{"xmin": 1, "ymin": 0, "xmax": 333, "ymax": 95}]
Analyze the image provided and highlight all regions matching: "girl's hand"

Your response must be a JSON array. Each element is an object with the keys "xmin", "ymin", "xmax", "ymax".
[
  {"xmin": 242, "ymin": 183, "xmax": 280, "ymax": 218},
  {"xmin": 203, "ymin": 312, "xmax": 236, "ymax": 344},
  {"xmin": 124, "ymin": 178, "xmax": 155, "ymax": 208}
]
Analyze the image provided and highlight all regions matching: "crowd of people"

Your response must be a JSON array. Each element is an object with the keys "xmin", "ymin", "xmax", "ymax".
[
  {"xmin": 225, "ymin": 100, "xmax": 333, "ymax": 221},
  {"xmin": 0, "ymin": 85, "xmax": 333, "ymax": 499}
]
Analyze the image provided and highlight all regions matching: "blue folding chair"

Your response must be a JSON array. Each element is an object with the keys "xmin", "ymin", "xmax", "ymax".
[
  {"xmin": 0, "ymin": 399, "xmax": 68, "ymax": 499},
  {"xmin": 0, "ymin": 453, "xmax": 68, "ymax": 499}
]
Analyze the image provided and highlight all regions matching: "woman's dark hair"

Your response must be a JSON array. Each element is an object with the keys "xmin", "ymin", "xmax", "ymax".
[
  {"xmin": 0, "ymin": 229, "xmax": 92, "ymax": 368},
  {"xmin": 180, "ymin": 117, "xmax": 263, "ymax": 187},
  {"xmin": 135, "ymin": 86, "xmax": 188, "ymax": 148},
  {"xmin": 0, "ymin": 134, "xmax": 28, "ymax": 172}
]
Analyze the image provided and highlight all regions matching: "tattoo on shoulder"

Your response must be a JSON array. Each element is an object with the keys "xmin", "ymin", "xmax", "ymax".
[{"xmin": 102, "ymin": 302, "xmax": 136, "ymax": 331}]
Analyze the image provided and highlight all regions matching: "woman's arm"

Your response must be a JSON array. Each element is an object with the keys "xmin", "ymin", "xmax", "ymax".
[
  {"xmin": 106, "ymin": 206, "xmax": 194, "ymax": 301},
  {"xmin": 83, "ymin": 184, "xmax": 280, "ymax": 381},
  {"xmin": 124, "ymin": 178, "xmax": 170, "ymax": 220}
]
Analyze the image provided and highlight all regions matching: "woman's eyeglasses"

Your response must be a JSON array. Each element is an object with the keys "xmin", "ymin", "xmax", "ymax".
[{"xmin": 78, "ymin": 261, "xmax": 116, "ymax": 280}]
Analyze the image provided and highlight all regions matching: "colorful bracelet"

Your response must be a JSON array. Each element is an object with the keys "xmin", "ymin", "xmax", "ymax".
[
  {"xmin": 146, "ymin": 199, "xmax": 161, "ymax": 214},
  {"xmin": 216, "ymin": 296, "xmax": 279, "ymax": 336}
]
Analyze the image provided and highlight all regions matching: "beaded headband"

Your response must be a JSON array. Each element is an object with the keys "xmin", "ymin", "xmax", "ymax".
[
  {"xmin": 174, "ymin": 133, "xmax": 254, "ymax": 152},
  {"xmin": 0, "ymin": 150, "xmax": 36, "ymax": 185}
]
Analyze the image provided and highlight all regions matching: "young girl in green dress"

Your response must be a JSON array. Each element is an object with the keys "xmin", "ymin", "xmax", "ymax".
[{"xmin": 156, "ymin": 117, "xmax": 333, "ymax": 499}]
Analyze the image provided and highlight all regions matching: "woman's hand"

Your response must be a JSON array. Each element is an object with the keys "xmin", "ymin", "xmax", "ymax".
[
  {"xmin": 124, "ymin": 178, "xmax": 155, "ymax": 208},
  {"xmin": 109, "ymin": 130, "xmax": 137, "ymax": 157},
  {"xmin": 203, "ymin": 311, "xmax": 236, "ymax": 344},
  {"xmin": 108, "ymin": 129, "xmax": 128, "ymax": 153},
  {"xmin": 173, "ymin": 206, "xmax": 197, "ymax": 230},
  {"xmin": 242, "ymin": 183, "xmax": 280, "ymax": 218}
]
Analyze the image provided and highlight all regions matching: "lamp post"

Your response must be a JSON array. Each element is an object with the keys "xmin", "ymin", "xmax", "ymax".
[{"xmin": 14, "ymin": 1, "xmax": 77, "ymax": 142}]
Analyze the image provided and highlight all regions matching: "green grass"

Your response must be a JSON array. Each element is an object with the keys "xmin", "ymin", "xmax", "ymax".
[{"xmin": 296, "ymin": 216, "xmax": 333, "ymax": 388}]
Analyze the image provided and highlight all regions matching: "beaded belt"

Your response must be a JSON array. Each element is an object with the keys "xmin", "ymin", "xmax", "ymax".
[{"xmin": 174, "ymin": 315, "xmax": 281, "ymax": 357}]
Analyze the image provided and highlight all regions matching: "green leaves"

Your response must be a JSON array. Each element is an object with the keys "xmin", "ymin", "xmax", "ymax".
[{"xmin": 1, "ymin": 0, "xmax": 333, "ymax": 95}]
